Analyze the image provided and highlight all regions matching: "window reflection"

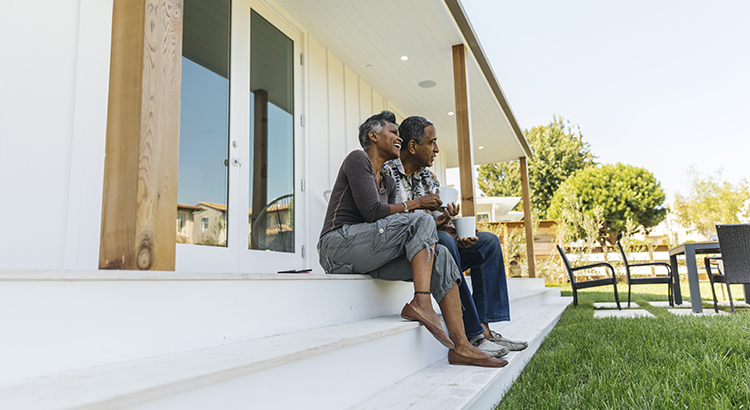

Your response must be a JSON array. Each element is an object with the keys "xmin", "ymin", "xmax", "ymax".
[
  {"xmin": 176, "ymin": 0, "xmax": 231, "ymax": 247},
  {"xmin": 248, "ymin": 11, "xmax": 295, "ymax": 252}
]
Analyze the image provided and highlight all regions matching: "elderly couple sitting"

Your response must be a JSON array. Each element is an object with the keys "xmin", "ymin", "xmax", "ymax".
[{"xmin": 317, "ymin": 111, "xmax": 527, "ymax": 367}]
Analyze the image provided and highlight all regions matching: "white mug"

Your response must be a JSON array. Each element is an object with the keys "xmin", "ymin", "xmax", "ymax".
[
  {"xmin": 437, "ymin": 187, "xmax": 459, "ymax": 207},
  {"xmin": 453, "ymin": 216, "xmax": 476, "ymax": 238}
]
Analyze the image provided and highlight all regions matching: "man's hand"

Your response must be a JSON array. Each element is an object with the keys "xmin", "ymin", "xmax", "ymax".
[
  {"xmin": 457, "ymin": 236, "xmax": 478, "ymax": 248},
  {"xmin": 435, "ymin": 202, "xmax": 459, "ymax": 229},
  {"xmin": 416, "ymin": 193, "xmax": 442, "ymax": 211}
]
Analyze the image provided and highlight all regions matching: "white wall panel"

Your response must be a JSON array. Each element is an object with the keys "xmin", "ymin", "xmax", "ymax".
[
  {"xmin": 344, "ymin": 66, "xmax": 361, "ymax": 153},
  {"xmin": 372, "ymin": 90, "xmax": 384, "ymax": 114},
  {"xmin": 306, "ymin": 36, "xmax": 330, "ymax": 263},
  {"xmin": 0, "ymin": 0, "xmax": 81, "ymax": 269},
  {"xmin": 358, "ymin": 78, "xmax": 373, "ymax": 123},
  {"xmin": 63, "ymin": 0, "xmax": 113, "ymax": 270},
  {"xmin": 326, "ymin": 51, "xmax": 347, "ymax": 183}
]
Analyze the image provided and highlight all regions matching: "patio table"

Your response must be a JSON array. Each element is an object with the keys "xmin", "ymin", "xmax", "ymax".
[{"xmin": 670, "ymin": 241, "xmax": 720, "ymax": 313}]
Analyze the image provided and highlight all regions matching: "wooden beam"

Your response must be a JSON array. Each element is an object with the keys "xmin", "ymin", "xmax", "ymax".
[
  {"xmin": 100, "ymin": 0, "xmax": 183, "ymax": 270},
  {"xmin": 452, "ymin": 44, "xmax": 475, "ymax": 217},
  {"xmin": 519, "ymin": 156, "xmax": 536, "ymax": 277}
]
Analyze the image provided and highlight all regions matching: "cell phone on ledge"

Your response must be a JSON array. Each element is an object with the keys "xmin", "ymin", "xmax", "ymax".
[{"xmin": 277, "ymin": 269, "xmax": 312, "ymax": 274}]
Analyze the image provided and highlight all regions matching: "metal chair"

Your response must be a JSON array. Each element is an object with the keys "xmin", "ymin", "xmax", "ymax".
[
  {"xmin": 556, "ymin": 245, "xmax": 621, "ymax": 310},
  {"xmin": 704, "ymin": 257, "xmax": 732, "ymax": 313},
  {"xmin": 704, "ymin": 223, "xmax": 750, "ymax": 313},
  {"xmin": 616, "ymin": 241, "xmax": 673, "ymax": 308}
]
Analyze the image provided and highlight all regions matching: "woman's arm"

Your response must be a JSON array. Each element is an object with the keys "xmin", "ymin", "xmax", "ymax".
[
  {"xmin": 345, "ymin": 152, "xmax": 393, "ymax": 222},
  {"xmin": 387, "ymin": 194, "xmax": 442, "ymax": 215}
]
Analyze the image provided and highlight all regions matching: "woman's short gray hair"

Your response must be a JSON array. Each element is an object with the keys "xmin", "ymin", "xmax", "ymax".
[{"xmin": 358, "ymin": 111, "xmax": 397, "ymax": 150}]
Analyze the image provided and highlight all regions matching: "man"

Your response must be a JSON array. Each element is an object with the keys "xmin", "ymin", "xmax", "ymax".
[{"xmin": 383, "ymin": 115, "xmax": 528, "ymax": 357}]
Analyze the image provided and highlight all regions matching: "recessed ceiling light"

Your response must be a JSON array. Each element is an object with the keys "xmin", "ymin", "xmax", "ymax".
[
  {"xmin": 448, "ymin": 111, "xmax": 454, "ymax": 116},
  {"xmin": 400, "ymin": 56, "xmax": 409, "ymax": 61},
  {"xmin": 418, "ymin": 80, "xmax": 436, "ymax": 88},
  {"xmin": 478, "ymin": 146, "xmax": 485, "ymax": 150}
]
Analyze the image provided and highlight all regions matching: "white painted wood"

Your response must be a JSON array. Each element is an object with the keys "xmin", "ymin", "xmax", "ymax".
[
  {"xmin": 306, "ymin": 35, "xmax": 331, "ymax": 269},
  {"xmin": 0, "ymin": 0, "xmax": 80, "ymax": 270},
  {"xmin": 0, "ymin": 274, "xmax": 416, "ymax": 383},
  {"xmin": 344, "ymin": 65, "xmax": 361, "ymax": 153},
  {"xmin": 327, "ymin": 51, "xmax": 347, "ymax": 183},
  {"xmin": 129, "ymin": 328, "xmax": 445, "ymax": 410},
  {"xmin": 63, "ymin": 0, "xmax": 114, "ymax": 271},
  {"xmin": 372, "ymin": 89, "xmax": 384, "ymax": 113},
  {"xmin": 359, "ymin": 77, "xmax": 373, "ymax": 122},
  {"xmin": 0, "ymin": 316, "xmax": 443, "ymax": 410},
  {"xmin": 351, "ymin": 298, "xmax": 573, "ymax": 410}
]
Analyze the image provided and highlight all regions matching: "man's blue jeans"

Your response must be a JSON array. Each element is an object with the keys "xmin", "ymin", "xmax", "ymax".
[{"xmin": 437, "ymin": 230, "xmax": 511, "ymax": 338}]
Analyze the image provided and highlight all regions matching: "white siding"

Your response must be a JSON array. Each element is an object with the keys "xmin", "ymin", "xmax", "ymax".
[{"xmin": 0, "ymin": 0, "xmax": 111, "ymax": 271}]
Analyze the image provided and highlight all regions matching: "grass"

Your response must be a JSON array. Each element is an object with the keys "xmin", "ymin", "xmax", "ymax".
[{"xmin": 496, "ymin": 283, "xmax": 750, "ymax": 410}]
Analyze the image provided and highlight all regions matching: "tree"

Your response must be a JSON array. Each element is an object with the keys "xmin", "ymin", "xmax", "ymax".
[
  {"xmin": 672, "ymin": 167, "xmax": 750, "ymax": 237},
  {"xmin": 476, "ymin": 116, "xmax": 595, "ymax": 218},
  {"xmin": 547, "ymin": 163, "xmax": 667, "ymax": 246}
]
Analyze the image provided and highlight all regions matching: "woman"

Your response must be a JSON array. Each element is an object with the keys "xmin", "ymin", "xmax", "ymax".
[{"xmin": 317, "ymin": 111, "xmax": 506, "ymax": 367}]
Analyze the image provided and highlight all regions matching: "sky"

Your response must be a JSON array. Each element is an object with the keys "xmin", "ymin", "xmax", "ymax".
[{"xmin": 460, "ymin": 0, "xmax": 750, "ymax": 203}]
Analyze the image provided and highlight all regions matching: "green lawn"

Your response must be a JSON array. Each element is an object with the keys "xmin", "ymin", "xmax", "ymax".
[{"xmin": 496, "ymin": 283, "xmax": 750, "ymax": 410}]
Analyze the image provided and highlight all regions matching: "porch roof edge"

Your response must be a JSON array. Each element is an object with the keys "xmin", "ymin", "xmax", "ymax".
[{"xmin": 444, "ymin": 0, "xmax": 533, "ymax": 159}]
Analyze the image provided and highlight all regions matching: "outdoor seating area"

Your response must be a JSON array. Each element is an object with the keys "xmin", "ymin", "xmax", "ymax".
[
  {"xmin": 616, "ymin": 241, "xmax": 673, "ymax": 308},
  {"xmin": 702, "ymin": 223, "xmax": 750, "ymax": 314},
  {"xmin": 556, "ymin": 245, "xmax": 621, "ymax": 310}
]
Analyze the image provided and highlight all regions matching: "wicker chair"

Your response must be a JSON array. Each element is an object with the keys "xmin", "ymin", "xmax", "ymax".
[
  {"xmin": 616, "ymin": 241, "xmax": 673, "ymax": 308},
  {"xmin": 704, "ymin": 223, "xmax": 750, "ymax": 313},
  {"xmin": 556, "ymin": 245, "xmax": 621, "ymax": 310}
]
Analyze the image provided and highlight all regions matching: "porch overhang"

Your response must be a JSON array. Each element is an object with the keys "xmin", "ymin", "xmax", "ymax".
[{"xmin": 274, "ymin": 0, "xmax": 531, "ymax": 167}]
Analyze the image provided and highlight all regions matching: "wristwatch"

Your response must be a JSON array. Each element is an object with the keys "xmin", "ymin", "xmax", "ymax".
[{"xmin": 402, "ymin": 201, "xmax": 409, "ymax": 213}]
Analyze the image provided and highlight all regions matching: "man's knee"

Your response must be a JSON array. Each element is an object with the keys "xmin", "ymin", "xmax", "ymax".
[{"xmin": 478, "ymin": 231, "xmax": 502, "ymax": 252}]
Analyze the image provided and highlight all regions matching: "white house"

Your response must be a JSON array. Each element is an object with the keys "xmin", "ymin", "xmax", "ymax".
[{"xmin": 0, "ymin": 0, "xmax": 570, "ymax": 408}]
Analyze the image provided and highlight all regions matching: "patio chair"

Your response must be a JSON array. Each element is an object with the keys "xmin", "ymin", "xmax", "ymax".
[
  {"xmin": 556, "ymin": 245, "xmax": 621, "ymax": 310},
  {"xmin": 616, "ymin": 241, "xmax": 673, "ymax": 308},
  {"xmin": 704, "ymin": 257, "xmax": 732, "ymax": 313},
  {"xmin": 704, "ymin": 223, "xmax": 750, "ymax": 313}
]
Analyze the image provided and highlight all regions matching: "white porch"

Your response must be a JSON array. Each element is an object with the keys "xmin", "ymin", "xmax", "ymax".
[{"xmin": 0, "ymin": 272, "xmax": 570, "ymax": 409}]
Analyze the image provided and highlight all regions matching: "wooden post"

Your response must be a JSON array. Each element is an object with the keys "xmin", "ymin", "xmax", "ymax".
[
  {"xmin": 99, "ymin": 0, "xmax": 183, "ymax": 270},
  {"xmin": 452, "ymin": 44, "xmax": 475, "ymax": 217},
  {"xmin": 519, "ymin": 156, "xmax": 536, "ymax": 277},
  {"xmin": 648, "ymin": 243, "xmax": 655, "ymax": 276}
]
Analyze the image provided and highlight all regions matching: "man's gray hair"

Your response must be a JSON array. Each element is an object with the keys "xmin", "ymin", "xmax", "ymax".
[
  {"xmin": 398, "ymin": 116, "xmax": 434, "ymax": 147},
  {"xmin": 358, "ymin": 110, "xmax": 397, "ymax": 150}
]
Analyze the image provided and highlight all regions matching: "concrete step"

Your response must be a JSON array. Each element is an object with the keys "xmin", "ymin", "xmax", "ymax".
[{"xmin": 349, "ymin": 297, "xmax": 573, "ymax": 410}]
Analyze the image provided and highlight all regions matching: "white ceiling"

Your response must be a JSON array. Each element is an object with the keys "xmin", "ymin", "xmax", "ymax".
[{"xmin": 273, "ymin": 0, "xmax": 530, "ymax": 167}]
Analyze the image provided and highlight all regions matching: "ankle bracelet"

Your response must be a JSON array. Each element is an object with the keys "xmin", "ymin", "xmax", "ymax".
[{"xmin": 414, "ymin": 291, "xmax": 431, "ymax": 295}]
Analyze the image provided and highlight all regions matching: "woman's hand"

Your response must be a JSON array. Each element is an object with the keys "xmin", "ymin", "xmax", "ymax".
[{"xmin": 415, "ymin": 193, "xmax": 442, "ymax": 211}]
